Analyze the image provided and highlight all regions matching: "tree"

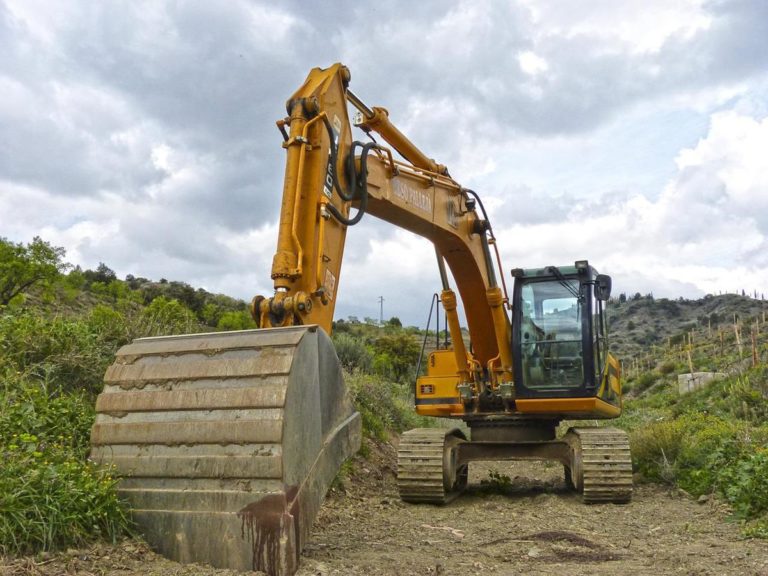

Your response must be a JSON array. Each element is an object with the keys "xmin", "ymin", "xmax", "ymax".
[
  {"xmin": 0, "ymin": 236, "xmax": 68, "ymax": 305},
  {"xmin": 372, "ymin": 333, "xmax": 421, "ymax": 384},
  {"xmin": 83, "ymin": 262, "xmax": 116, "ymax": 285}
]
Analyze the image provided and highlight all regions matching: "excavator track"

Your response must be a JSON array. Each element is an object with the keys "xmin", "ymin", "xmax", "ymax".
[
  {"xmin": 396, "ymin": 428, "xmax": 467, "ymax": 504},
  {"xmin": 564, "ymin": 427, "xmax": 633, "ymax": 504}
]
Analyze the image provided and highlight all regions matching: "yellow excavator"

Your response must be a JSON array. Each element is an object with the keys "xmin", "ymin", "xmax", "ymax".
[{"xmin": 91, "ymin": 63, "xmax": 630, "ymax": 576}]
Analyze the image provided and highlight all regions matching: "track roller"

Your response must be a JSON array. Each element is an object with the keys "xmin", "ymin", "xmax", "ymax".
[
  {"xmin": 564, "ymin": 427, "xmax": 632, "ymax": 504},
  {"xmin": 396, "ymin": 428, "xmax": 467, "ymax": 504}
]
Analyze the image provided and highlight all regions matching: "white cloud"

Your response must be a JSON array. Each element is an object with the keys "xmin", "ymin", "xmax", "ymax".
[
  {"xmin": 518, "ymin": 51, "xmax": 548, "ymax": 75},
  {"xmin": 1, "ymin": 0, "xmax": 768, "ymax": 326},
  {"xmin": 490, "ymin": 108, "xmax": 768, "ymax": 303},
  {"xmin": 524, "ymin": 0, "xmax": 712, "ymax": 54}
]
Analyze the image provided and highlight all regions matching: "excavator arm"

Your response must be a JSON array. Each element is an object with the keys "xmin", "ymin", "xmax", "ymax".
[{"xmin": 252, "ymin": 63, "xmax": 513, "ymax": 387}]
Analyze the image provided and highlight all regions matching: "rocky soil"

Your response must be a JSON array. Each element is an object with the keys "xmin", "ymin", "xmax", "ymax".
[{"xmin": 2, "ymin": 441, "xmax": 767, "ymax": 576}]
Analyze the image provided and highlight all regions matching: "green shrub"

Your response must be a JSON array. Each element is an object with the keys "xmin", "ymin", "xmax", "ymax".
[
  {"xmin": 0, "ymin": 376, "xmax": 131, "ymax": 554},
  {"xmin": 333, "ymin": 333, "xmax": 373, "ymax": 373},
  {"xmin": 744, "ymin": 518, "xmax": 768, "ymax": 539},
  {"xmin": 0, "ymin": 445, "xmax": 128, "ymax": 555},
  {"xmin": 371, "ymin": 333, "xmax": 420, "ymax": 384},
  {"xmin": 345, "ymin": 371, "xmax": 432, "ymax": 441},
  {"xmin": 658, "ymin": 361, "xmax": 676, "ymax": 375},
  {"xmin": 717, "ymin": 447, "xmax": 768, "ymax": 520},
  {"xmin": 672, "ymin": 371, "xmax": 768, "ymax": 425},
  {"xmin": 630, "ymin": 418, "xmax": 683, "ymax": 483},
  {"xmin": 140, "ymin": 296, "xmax": 199, "ymax": 336},
  {"xmin": 216, "ymin": 310, "xmax": 256, "ymax": 331},
  {"xmin": 633, "ymin": 371, "xmax": 659, "ymax": 394},
  {"xmin": 631, "ymin": 413, "xmax": 768, "ymax": 508},
  {"xmin": 87, "ymin": 305, "xmax": 133, "ymax": 349},
  {"xmin": 0, "ymin": 377, "xmax": 94, "ymax": 451},
  {"xmin": 479, "ymin": 469, "xmax": 513, "ymax": 494},
  {"xmin": 0, "ymin": 311, "xmax": 116, "ymax": 395}
]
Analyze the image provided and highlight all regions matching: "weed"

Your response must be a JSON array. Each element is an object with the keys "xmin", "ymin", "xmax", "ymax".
[
  {"xmin": 479, "ymin": 469, "xmax": 512, "ymax": 493},
  {"xmin": 0, "ymin": 375, "xmax": 131, "ymax": 554},
  {"xmin": 345, "ymin": 371, "xmax": 434, "ymax": 441}
]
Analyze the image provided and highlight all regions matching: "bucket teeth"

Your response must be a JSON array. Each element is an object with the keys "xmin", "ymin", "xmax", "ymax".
[{"xmin": 90, "ymin": 326, "xmax": 361, "ymax": 576}]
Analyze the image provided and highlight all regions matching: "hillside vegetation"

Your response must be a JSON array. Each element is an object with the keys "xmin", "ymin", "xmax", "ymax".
[
  {"xmin": 613, "ymin": 293, "xmax": 768, "ymax": 537},
  {"xmin": 1, "ymin": 236, "xmax": 767, "ymax": 559}
]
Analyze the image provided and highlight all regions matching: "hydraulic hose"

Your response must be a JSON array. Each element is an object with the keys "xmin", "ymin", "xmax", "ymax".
[{"xmin": 321, "ymin": 116, "xmax": 380, "ymax": 226}]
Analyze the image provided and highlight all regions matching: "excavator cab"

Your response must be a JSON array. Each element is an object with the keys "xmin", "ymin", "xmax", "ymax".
[{"xmin": 511, "ymin": 261, "xmax": 621, "ymax": 418}]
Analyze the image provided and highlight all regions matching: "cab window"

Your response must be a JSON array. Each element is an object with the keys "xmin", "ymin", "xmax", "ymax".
[{"xmin": 519, "ymin": 280, "xmax": 584, "ymax": 389}]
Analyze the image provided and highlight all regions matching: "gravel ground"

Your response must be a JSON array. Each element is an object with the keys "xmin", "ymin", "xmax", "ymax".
[{"xmin": 3, "ymin": 441, "xmax": 767, "ymax": 576}]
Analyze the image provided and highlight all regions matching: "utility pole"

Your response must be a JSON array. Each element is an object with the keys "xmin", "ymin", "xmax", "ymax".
[{"xmin": 378, "ymin": 296, "xmax": 384, "ymax": 326}]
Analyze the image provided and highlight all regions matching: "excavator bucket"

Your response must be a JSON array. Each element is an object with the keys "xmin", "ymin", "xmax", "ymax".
[{"xmin": 90, "ymin": 325, "xmax": 361, "ymax": 576}]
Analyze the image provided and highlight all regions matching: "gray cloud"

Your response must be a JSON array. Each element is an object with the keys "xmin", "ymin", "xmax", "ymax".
[{"xmin": 1, "ymin": 0, "xmax": 767, "ymax": 324}]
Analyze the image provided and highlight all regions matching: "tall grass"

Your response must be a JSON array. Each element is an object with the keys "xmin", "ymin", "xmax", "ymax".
[
  {"xmin": 345, "ymin": 371, "xmax": 434, "ymax": 442},
  {"xmin": 0, "ymin": 372, "xmax": 130, "ymax": 554},
  {"xmin": 0, "ymin": 301, "xmax": 208, "ymax": 556}
]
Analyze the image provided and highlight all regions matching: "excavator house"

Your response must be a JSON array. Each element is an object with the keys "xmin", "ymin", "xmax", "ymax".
[{"xmin": 91, "ymin": 64, "xmax": 631, "ymax": 576}]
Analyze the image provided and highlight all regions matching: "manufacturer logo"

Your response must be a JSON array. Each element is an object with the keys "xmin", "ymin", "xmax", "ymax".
[
  {"xmin": 392, "ymin": 179, "xmax": 432, "ymax": 214},
  {"xmin": 322, "ymin": 115, "xmax": 342, "ymax": 200}
]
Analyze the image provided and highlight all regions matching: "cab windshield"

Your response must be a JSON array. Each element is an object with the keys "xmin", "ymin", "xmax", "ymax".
[{"xmin": 519, "ymin": 279, "xmax": 584, "ymax": 389}]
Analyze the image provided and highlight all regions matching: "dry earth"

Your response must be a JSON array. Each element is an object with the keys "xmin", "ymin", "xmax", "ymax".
[{"xmin": 3, "ymin": 440, "xmax": 767, "ymax": 576}]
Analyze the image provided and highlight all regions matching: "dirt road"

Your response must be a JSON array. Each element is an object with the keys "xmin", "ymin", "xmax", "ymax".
[
  {"xmin": 304, "ymin": 448, "xmax": 768, "ymax": 576},
  {"xmin": 3, "ymin": 441, "xmax": 767, "ymax": 576}
]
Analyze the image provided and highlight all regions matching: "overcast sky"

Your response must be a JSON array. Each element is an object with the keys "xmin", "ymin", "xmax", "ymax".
[{"xmin": 2, "ymin": 0, "xmax": 767, "ymax": 326}]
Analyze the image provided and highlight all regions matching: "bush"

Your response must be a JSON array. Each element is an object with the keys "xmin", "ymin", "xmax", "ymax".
[
  {"xmin": 717, "ymin": 447, "xmax": 768, "ymax": 521},
  {"xmin": 0, "ymin": 376, "xmax": 131, "ymax": 554},
  {"xmin": 371, "ymin": 333, "xmax": 420, "ymax": 384},
  {"xmin": 0, "ymin": 446, "xmax": 128, "ymax": 555},
  {"xmin": 672, "ymin": 371, "xmax": 768, "ymax": 425},
  {"xmin": 658, "ymin": 361, "xmax": 676, "ymax": 375},
  {"xmin": 630, "ymin": 417, "xmax": 684, "ymax": 483},
  {"xmin": 345, "ymin": 371, "xmax": 431, "ymax": 441},
  {"xmin": 140, "ymin": 296, "xmax": 199, "ymax": 336},
  {"xmin": 0, "ymin": 311, "xmax": 117, "ymax": 395},
  {"xmin": 633, "ymin": 371, "xmax": 659, "ymax": 394},
  {"xmin": 631, "ymin": 413, "xmax": 768, "ymax": 503},
  {"xmin": 216, "ymin": 310, "xmax": 256, "ymax": 331},
  {"xmin": 333, "ymin": 333, "xmax": 373, "ymax": 373}
]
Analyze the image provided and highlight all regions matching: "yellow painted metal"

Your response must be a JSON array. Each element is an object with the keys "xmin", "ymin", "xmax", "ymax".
[
  {"xmin": 440, "ymin": 289, "xmax": 469, "ymax": 383},
  {"xmin": 360, "ymin": 161, "xmax": 499, "ymax": 365},
  {"xmin": 414, "ymin": 350, "xmax": 463, "ymax": 417},
  {"xmin": 355, "ymin": 106, "xmax": 448, "ymax": 176},
  {"xmin": 515, "ymin": 397, "xmax": 622, "ymax": 418},
  {"xmin": 265, "ymin": 64, "xmax": 353, "ymax": 331},
  {"xmin": 596, "ymin": 351, "xmax": 622, "ymax": 407},
  {"xmin": 486, "ymin": 286, "xmax": 514, "ymax": 386},
  {"xmin": 256, "ymin": 63, "xmax": 623, "ymax": 423}
]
